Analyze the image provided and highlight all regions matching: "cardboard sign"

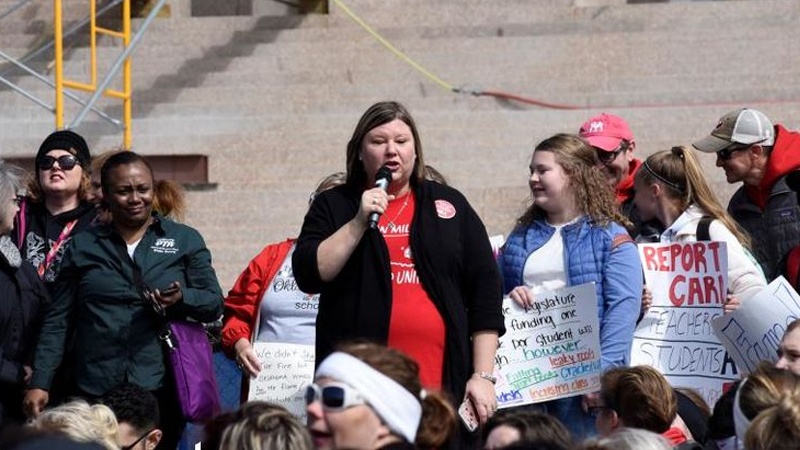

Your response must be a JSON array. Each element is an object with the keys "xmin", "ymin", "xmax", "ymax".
[
  {"xmin": 247, "ymin": 342, "xmax": 315, "ymax": 421},
  {"xmin": 713, "ymin": 276, "xmax": 800, "ymax": 374},
  {"xmin": 632, "ymin": 241, "xmax": 736, "ymax": 407},
  {"xmin": 494, "ymin": 283, "xmax": 601, "ymax": 408}
]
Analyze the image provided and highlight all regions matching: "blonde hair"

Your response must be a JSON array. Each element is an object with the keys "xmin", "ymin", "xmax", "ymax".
[
  {"xmin": 29, "ymin": 400, "xmax": 119, "ymax": 450},
  {"xmin": 745, "ymin": 390, "xmax": 800, "ymax": 450},
  {"xmin": 579, "ymin": 428, "xmax": 672, "ymax": 450},
  {"xmin": 635, "ymin": 146, "xmax": 752, "ymax": 249},
  {"xmin": 205, "ymin": 402, "xmax": 312, "ymax": 450},
  {"xmin": 517, "ymin": 134, "xmax": 628, "ymax": 229}
]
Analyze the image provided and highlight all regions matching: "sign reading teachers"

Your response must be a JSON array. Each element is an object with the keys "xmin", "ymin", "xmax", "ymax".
[
  {"xmin": 713, "ymin": 276, "xmax": 800, "ymax": 374},
  {"xmin": 632, "ymin": 241, "xmax": 736, "ymax": 407},
  {"xmin": 494, "ymin": 283, "xmax": 601, "ymax": 408},
  {"xmin": 248, "ymin": 342, "xmax": 315, "ymax": 421}
]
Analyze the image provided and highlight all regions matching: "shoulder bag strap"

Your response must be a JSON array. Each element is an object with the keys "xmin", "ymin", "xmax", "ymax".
[
  {"xmin": 36, "ymin": 219, "xmax": 78, "ymax": 279},
  {"xmin": 696, "ymin": 216, "xmax": 713, "ymax": 242}
]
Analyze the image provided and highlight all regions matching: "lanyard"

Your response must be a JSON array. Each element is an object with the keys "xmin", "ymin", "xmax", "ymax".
[{"xmin": 37, "ymin": 219, "xmax": 78, "ymax": 279}]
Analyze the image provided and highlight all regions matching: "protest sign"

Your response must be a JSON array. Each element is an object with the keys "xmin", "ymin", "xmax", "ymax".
[
  {"xmin": 248, "ymin": 342, "xmax": 315, "ymax": 421},
  {"xmin": 713, "ymin": 276, "xmax": 800, "ymax": 374},
  {"xmin": 632, "ymin": 241, "xmax": 736, "ymax": 407},
  {"xmin": 494, "ymin": 283, "xmax": 601, "ymax": 408}
]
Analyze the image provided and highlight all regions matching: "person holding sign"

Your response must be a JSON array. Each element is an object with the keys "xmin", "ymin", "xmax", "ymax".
[
  {"xmin": 633, "ymin": 146, "xmax": 766, "ymax": 306},
  {"xmin": 499, "ymin": 133, "xmax": 643, "ymax": 439},
  {"xmin": 293, "ymin": 101, "xmax": 505, "ymax": 436},
  {"xmin": 221, "ymin": 172, "xmax": 346, "ymax": 380}
]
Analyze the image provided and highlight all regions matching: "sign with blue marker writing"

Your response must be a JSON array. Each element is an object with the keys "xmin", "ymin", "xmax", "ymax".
[
  {"xmin": 712, "ymin": 276, "xmax": 800, "ymax": 374},
  {"xmin": 632, "ymin": 241, "xmax": 735, "ymax": 408},
  {"xmin": 493, "ymin": 283, "xmax": 601, "ymax": 408}
]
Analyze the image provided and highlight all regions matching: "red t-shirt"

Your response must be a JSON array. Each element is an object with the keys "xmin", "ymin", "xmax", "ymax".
[{"xmin": 382, "ymin": 192, "xmax": 446, "ymax": 388}]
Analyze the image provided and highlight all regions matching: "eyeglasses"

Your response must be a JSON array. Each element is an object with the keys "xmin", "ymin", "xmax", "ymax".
[
  {"xmin": 305, "ymin": 382, "xmax": 367, "ymax": 411},
  {"xmin": 37, "ymin": 154, "xmax": 80, "ymax": 171},
  {"xmin": 716, "ymin": 142, "xmax": 751, "ymax": 161},
  {"xmin": 596, "ymin": 142, "xmax": 628, "ymax": 165},
  {"xmin": 120, "ymin": 428, "xmax": 155, "ymax": 450}
]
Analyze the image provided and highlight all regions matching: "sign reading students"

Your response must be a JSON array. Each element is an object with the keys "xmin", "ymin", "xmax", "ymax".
[
  {"xmin": 632, "ymin": 241, "xmax": 737, "ymax": 407},
  {"xmin": 713, "ymin": 276, "xmax": 800, "ymax": 374},
  {"xmin": 493, "ymin": 283, "xmax": 602, "ymax": 409}
]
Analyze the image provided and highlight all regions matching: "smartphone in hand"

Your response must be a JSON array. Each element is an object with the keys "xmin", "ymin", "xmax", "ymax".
[{"xmin": 458, "ymin": 399, "xmax": 479, "ymax": 432}]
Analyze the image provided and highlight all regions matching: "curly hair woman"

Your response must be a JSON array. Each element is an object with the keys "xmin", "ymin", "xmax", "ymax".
[{"xmin": 497, "ymin": 133, "xmax": 643, "ymax": 438}]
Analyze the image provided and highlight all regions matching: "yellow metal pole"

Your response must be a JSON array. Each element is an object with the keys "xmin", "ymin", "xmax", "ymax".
[
  {"xmin": 123, "ymin": 0, "xmax": 132, "ymax": 149},
  {"xmin": 90, "ymin": 0, "xmax": 97, "ymax": 86},
  {"xmin": 54, "ymin": 0, "xmax": 64, "ymax": 129}
]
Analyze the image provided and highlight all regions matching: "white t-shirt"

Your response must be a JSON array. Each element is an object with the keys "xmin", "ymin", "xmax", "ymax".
[
  {"xmin": 256, "ymin": 246, "xmax": 319, "ymax": 345},
  {"xmin": 522, "ymin": 221, "xmax": 572, "ymax": 295}
]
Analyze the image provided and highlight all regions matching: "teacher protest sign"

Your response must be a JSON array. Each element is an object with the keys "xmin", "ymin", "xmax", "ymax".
[
  {"xmin": 494, "ymin": 283, "xmax": 601, "ymax": 409},
  {"xmin": 713, "ymin": 276, "xmax": 800, "ymax": 374},
  {"xmin": 632, "ymin": 241, "xmax": 736, "ymax": 407},
  {"xmin": 248, "ymin": 342, "xmax": 315, "ymax": 421}
]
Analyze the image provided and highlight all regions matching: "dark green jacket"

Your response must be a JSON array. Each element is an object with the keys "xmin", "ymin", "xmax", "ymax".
[{"xmin": 30, "ymin": 215, "xmax": 223, "ymax": 395}]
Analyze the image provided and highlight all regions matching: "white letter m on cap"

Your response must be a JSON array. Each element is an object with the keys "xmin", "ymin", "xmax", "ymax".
[{"xmin": 589, "ymin": 121, "xmax": 604, "ymax": 133}]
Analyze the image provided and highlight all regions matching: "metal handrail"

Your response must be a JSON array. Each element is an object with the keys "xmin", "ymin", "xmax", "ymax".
[
  {"xmin": 0, "ymin": 48, "xmax": 122, "ymax": 126},
  {"xmin": 0, "ymin": 0, "xmax": 123, "ymax": 78},
  {"xmin": 69, "ymin": 0, "xmax": 167, "ymax": 149},
  {"xmin": 0, "ymin": 0, "xmax": 31, "ymax": 21}
]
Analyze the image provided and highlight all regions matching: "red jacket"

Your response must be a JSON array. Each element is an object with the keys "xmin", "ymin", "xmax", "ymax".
[{"xmin": 221, "ymin": 238, "xmax": 295, "ymax": 356}]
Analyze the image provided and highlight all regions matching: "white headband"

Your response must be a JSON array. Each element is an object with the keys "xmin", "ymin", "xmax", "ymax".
[
  {"xmin": 316, "ymin": 352, "xmax": 422, "ymax": 443},
  {"xmin": 733, "ymin": 378, "xmax": 751, "ymax": 450}
]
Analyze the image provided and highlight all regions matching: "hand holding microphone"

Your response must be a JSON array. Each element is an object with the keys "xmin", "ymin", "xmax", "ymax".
[{"xmin": 367, "ymin": 165, "xmax": 392, "ymax": 229}]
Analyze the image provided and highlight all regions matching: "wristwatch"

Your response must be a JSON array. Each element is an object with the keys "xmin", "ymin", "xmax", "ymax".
[{"xmin": 474, "ymin": 371, "xmax": 497, "ymax": 384}]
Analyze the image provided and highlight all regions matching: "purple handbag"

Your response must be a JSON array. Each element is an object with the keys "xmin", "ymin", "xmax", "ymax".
[{"xmin": 161, "ymin": 320, "xmax": 222, "ymax": 423}]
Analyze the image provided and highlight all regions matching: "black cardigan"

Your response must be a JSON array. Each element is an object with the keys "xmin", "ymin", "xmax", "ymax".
[{"xmin": 293, "ymin": 180, "xmax": 504, "ymax": 405}]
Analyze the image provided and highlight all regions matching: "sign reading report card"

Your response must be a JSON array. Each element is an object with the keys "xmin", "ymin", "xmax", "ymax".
[
  {"xmin": 713, "ymin": 276, "xmax": 800, "ymax": 374},
  {"xmin": 494, "ymin": 283, "xmax": 601, "ymax": 408},
  {"xmin": 632, "ymin": 241, "xmax": 736, "ymax": 408},
  {"xmin": 248, "ymin": 342, "xmax": 315, "ymax": 421}
]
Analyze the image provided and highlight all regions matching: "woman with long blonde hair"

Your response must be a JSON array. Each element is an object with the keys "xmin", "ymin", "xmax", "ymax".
[
  {"xmin": 633, "ymin": 146, "xmax": 766, "ymax": 306},
  {"xmin": 498, "ymin": 134, "xmax": 643, "ymax": 438}
]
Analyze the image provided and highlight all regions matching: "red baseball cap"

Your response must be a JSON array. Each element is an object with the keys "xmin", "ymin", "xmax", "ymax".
[{"xmin": 579, "ymin": 113, "xmax": 635, "ymax": 152}]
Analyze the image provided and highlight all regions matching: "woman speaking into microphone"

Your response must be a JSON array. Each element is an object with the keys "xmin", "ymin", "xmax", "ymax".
[{"xmin": 292, "ymin": 101, "xmax": 504, "ymax": 442}]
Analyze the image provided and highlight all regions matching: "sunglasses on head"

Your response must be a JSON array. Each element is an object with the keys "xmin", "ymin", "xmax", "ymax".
[
  {"xmin": 306, "ymin": 382, "xmax": 367, "ymax": 411},
  {"xmin": 37, "ymin": 154, "xmax": 80, "ymax": 171},
  {"xmin": 596, "ymin": 141, "xmax": 629, "ymax": 164}
]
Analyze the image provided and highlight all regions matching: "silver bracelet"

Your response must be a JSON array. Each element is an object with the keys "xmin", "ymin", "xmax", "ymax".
[{"xmin": 474, "ymin": 371, "xmax": 497, "ymax": 384}]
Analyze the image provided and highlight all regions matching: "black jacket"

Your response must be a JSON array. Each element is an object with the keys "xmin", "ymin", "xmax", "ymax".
[
  {"xmin": 0, "ymin": 235, "xmax": 48, "ymax": 427},
  {"xmin": 293, "ymin": 181, "xmax": 504, "ymax": 405},
  {"xmin": 12, "ymin": 200, "xmax": 96, "ymax": 285}
]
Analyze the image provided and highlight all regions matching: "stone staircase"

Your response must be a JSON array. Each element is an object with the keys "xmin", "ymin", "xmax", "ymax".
[{"xmin": 1, "ymin": 0, "xmax": 800, "ymax": 289}]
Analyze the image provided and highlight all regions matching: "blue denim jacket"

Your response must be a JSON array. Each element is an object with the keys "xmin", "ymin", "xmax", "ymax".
[{"xmin": 499, "ymin": 216, "xmax": 642, "ymax": 370}]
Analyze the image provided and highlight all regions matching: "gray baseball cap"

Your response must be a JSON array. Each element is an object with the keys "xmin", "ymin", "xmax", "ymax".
[{"xmin": 693, "ymin": 108, "xmax": 775, "ymax": 153}]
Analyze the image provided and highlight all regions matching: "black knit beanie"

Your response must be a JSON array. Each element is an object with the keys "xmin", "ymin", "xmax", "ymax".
[{"xmin": 36, "ymin": 129, "xmax": 91, "ymax": 169}]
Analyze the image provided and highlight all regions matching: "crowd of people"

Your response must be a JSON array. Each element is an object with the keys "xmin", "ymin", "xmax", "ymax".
[{"xmin": 1, "ymin": 101, "xmax": 800, "ymax": 450}]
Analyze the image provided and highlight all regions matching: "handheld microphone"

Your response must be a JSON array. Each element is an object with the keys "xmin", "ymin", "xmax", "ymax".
[{"xmin": 368, "ymin": 166, "xmax": 392, "ymax": 229}]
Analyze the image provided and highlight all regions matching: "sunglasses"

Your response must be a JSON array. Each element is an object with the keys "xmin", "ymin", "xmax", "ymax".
[
  {"xmin": 596, "ymin": 142, "xmax": 629, "ymax": 164},
  {"xmin": 37, "ymin": 154, "xmax": 81, "ymax": 171},
  {"xmin": 306, "ymin": 382, "xmax": 367, "ymax": 411},
  {"xmin": 716, "ymin": 143, "xmax": 751, "ymax": 161}
]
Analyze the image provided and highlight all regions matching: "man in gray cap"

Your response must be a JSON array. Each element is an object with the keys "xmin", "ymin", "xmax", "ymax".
[{"xmin": 692, "ymin": 108, "xmax": 800, "ymax": 281}]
